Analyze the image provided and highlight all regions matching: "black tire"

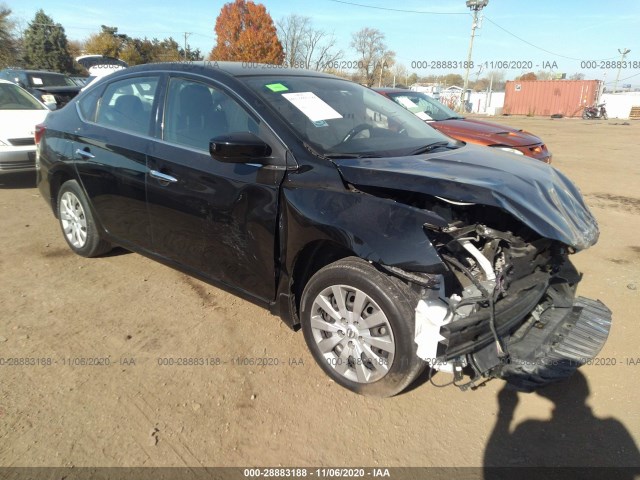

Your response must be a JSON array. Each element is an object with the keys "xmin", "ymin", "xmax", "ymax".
[
  {"xmin": 300, "ymin": 257, "xmax": 426, "ymax": 397},
  {"xmin": 57, "ymin": 180, "xmax": 111, "ymax": 257}
]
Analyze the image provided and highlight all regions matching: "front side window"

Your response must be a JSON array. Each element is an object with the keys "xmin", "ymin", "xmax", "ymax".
[
  {"xmin": 163, "ymin": 77, "xmax": 258, "ymax": 151},
  {"xmin": 95, "ymin": 76, "xmax": 158, "ymax": 135},
  {"xmin": 242, "ymin": 76, "xmax": 452, "ymax": 158}
]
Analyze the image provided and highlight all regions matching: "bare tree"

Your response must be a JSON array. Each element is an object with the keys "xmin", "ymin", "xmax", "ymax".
[
  {"xmin": 305, "ymin": 28, "xmax": 342, "ymax": 71},
  {"xmin": 350, "ymin": 27, "xmax": 392, "ymax": 86},
  {"xmin": 277, "ymin": 14, "xmax": 342, "ymax": 70},
  {"xmin": 277, "ymin": 14, "xmax": 309, "ymax": 67},
  {"xmin": 536, "ymin": 70, "xmax": 554, "ymax": 80},
  {"xmin": 377, "ymin": 50, "xmax": 395, "ymax": 87},
  {"xmin": 391, "ymin": 63, "xmax": 408, "ymax": 87}
]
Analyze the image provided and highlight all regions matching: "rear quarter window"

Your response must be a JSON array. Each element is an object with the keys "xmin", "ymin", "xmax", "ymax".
[{"xmin": 77, "ymin": 88, "xmax": 102, "ymax": 122}]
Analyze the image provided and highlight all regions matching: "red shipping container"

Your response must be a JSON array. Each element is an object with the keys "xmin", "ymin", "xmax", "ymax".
[{"xmin": 504, "ymin": 80, "xmax": 602, "ymax": 117}]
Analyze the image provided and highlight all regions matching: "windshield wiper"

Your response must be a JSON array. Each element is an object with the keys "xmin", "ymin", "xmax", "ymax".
[
  {"xmin": 323, "ymin": 153, "xmax": 382, "ymax": 159},
  {"xmin": 408, "ymin": 141, "xmax": 453, "ymax": 155}
]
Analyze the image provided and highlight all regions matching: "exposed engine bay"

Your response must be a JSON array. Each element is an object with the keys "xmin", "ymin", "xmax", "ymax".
[{"xmin": 385, "ymin": 193, "xmax": 612, "ymax": 392}]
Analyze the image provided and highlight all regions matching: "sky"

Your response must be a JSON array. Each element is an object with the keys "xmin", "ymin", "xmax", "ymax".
[{"xmin": 8, "ymin": 0, "xmax": 640, "ymax": 88}]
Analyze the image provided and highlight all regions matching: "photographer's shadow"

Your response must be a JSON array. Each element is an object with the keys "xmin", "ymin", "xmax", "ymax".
[{"xmin": 484, "ymin": 371, "xmax": 640, "ymax": 478}]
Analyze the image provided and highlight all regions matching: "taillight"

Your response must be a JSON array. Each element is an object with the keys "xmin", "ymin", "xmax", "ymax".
[{"xmin": 34, "ymin": 124, "xmax": 46, "ymax": 145}]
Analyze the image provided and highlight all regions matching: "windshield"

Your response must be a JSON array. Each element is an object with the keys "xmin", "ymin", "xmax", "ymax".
[
  {"xmin": 0, "ymin": 83, "xmax": 46, "ymax": 110},
  {"xmin": 242, "ymin": 76, "xmax": 453, "ymax": 157},
  {"xmin": 385, "ymin": 91, "xmax": 462, "ymax": 121},
  {"xmin": 27, "ymin": 73, "xmax": 76, "ymax": 87}
]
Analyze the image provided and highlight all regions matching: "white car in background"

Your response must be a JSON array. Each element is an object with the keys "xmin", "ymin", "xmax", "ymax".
[
  {"xmin": 0, "ymin": 80, "xmax": 49, "ymax": 174},
  {"xmin": 76, "ymin": 55, "xmax": 128, "ymax": 90}
]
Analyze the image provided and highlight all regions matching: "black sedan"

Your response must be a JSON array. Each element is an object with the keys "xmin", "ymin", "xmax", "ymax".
[
  {"xmin": 36, "ymin": 62, "xmax": 611, "ymax": 396},
  {"xmin": 0, "ymin": 68, "xmax": 81, "ymax": 109}
]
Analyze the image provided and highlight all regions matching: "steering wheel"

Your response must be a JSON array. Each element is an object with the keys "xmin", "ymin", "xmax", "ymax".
[{"xmin": 341, "ymin": 123, "xmax": 373, "ymax": 143}]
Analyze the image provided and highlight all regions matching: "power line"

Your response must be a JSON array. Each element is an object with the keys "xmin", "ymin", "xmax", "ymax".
[
  {"xmin": 24, "ymin": 21, "xmax": 215, "ymax": 39},
  {"xmin": 476, "ymin": 16, "xmax": 617, "ymax": 62},
  {"xmin": 604, "ymin": 70, "xmax": 640, "ymax": 84},
  {"xmin": 325, "ymin": 0, "xmax": 469, "ymax": 15},
  {"xmin": 324, "ymin": 0, "xmax": 620, "ymax": 63}
]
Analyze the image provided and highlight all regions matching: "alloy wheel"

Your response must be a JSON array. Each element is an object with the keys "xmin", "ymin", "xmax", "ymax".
[
  {"xmin": 60, "ymin": 191, "xmax": 88, "ymax": 248},
  {"xmin": 309, "ymin": 285, "xmax": 395, "ymax": 383}
]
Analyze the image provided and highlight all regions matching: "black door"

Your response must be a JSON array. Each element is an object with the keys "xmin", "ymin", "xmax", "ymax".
[
  {"xmin": 146, "ymin": 76, "xmax": 287, "ymax": 301},
  {"xmin": 73, "ymin": 74, "xmax": 160, "ymax": 250}
]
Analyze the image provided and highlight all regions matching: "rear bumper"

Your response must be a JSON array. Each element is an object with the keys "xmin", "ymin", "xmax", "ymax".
[
  {"xmin": 470, "ymin": 296, "xmax": 612, "ymax": 392},
  {"xmin": 0, "ymin": 148, "xmax": 36, "ymax": 173}
]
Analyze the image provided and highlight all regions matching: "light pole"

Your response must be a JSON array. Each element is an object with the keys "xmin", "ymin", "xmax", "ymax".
[
  {"xmin": 612, "ymin": 48, "xmax": 630, "ymax": 93},
  {"xmin": 459, "ymin": 0, "xmax": 488, "ymax": 113}
]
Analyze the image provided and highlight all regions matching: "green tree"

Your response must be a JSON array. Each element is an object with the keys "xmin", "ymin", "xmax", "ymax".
[
  {"xmin": 0, "ymin": 5, "xmax": 18, "ymax": 68},
  {"xmin": 83, "ymin": 25, "xmax": 129, "ymax": 58},
  {"xmin": 210, "ymin": 0, "xmax": 284, "ymax": 63},
  {"xmin": 22, "ymin": 10, "xmax": 74, "ymax": 72}
]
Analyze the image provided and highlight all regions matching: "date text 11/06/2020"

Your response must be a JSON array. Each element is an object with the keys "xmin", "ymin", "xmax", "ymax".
[{"xmin": 409, "ymin": 60, "xmax": 559, "ymax": 70}]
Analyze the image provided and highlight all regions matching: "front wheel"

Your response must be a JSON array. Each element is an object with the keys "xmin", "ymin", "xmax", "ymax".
[
  {"xmin": 300, "ymin": 257, "xmax": 425, "ymax": 397},
  {"xmin": 57, "ymin": 180, "xmax": 111, "ymax": 257}
]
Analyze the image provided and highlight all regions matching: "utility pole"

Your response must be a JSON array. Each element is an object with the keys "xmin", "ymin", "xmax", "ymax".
[
  {"xmin": 460, "ymin": 0, "xmax": 488, "ymax": 113},
  {"xmin": 612, "ymin": 48, "xmax": 630, "ymax": 93},
  {"xmin": 183, "ymin": 32, "xmax": 192, "ymax": 61}
]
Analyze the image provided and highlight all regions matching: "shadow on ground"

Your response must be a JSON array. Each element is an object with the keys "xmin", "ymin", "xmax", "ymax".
[
  {"xmin": 483, "ymin": 371, "xmax": 640, "ymax": 479},
  {"xmin": 0, "ymin": 172, "xmax": 37, "ymax": 189}
]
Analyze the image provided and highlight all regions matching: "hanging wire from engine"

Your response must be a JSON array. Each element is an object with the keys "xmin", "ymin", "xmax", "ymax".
[{"xmin": 441, "ymin": 252, "xmax": 509, "ymax": 359}]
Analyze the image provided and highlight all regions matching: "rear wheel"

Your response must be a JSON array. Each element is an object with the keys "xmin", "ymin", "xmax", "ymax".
[
  {"xmin": 300, "ymin": 257, "xmax": 425, "ymax": 397},
  {"xmin": 57, "ymin": 180, "xmax": 111, "ymax": 257}
]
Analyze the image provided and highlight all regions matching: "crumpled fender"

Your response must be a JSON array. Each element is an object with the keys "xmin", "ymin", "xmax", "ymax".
[
  {"xmin": 282, "ymin": 187, "xmax": 448, "ymax": 273},
  {"xmin": 334, "ymin": 144, "xmax": 598, "ymax": 250}
]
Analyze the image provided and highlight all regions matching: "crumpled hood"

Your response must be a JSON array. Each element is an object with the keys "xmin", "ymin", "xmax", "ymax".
[{"xmin": 334, "ymin": 144, "xmax": 598, "ymax": 250}]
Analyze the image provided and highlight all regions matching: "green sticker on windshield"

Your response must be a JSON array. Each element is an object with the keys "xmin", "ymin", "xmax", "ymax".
[{"xmin": 265, "ymin": 83, "xmax": 289, "ymax": 92}]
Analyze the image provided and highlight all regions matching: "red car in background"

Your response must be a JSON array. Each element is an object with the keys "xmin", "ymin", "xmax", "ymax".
[{"xmin": 375, "ymin": 88, "xmax": 552, "ymax": 163}]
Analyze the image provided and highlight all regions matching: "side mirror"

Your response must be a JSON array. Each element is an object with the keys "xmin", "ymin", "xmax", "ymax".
[{"xmin": 209, "ymin": 132, "xmax": 272, "ymax": 163}]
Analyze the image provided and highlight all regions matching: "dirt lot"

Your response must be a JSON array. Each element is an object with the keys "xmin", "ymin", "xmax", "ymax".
[{"xmin": 0, "ymin": 116, "xmax": 639, "ymax": 470}]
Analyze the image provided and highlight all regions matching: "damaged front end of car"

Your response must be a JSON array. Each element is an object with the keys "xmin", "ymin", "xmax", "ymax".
[
  {"xmin": 335, "ymin": 148, "xmax": 612, "ymax": 392},
  {"xmin": 412, "ymin": 203, "xmax": 612, "ymax": 392}
]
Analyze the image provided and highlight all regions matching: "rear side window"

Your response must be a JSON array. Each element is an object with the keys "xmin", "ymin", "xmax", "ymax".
[
  {"xmin": 27, "ymin": 73, "xmax": 75, "ymax": 87},
  {"xmin": 95, "ymin": 76, "xmax": 159, "ymax": 135}
]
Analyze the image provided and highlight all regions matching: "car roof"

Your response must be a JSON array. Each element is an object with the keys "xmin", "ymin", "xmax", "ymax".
[
  {"xmin": 374, "ymin": 87, "xmax": 414, "ymax": 94},
  {"xmin": 110, "ymin": 61, "xmax": 341, "ymax": 80},
  {"xmin": 1, "ymin": 68, "xmax": 67, "ymax": 76}
]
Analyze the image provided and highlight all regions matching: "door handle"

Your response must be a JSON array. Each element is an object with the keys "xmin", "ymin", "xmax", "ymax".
[
  {"xmin": 149, "ymin": 170, "xmax": 178, "ymax": 184},
  {"xmin": 75, "ymin": 148, "xmax": 95, "ymax": 159}
]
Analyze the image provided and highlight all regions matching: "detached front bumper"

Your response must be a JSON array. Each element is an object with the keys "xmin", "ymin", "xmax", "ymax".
[{"xmin": 470, "ymin": 295, "xmax": 612, "ymax": 392}]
